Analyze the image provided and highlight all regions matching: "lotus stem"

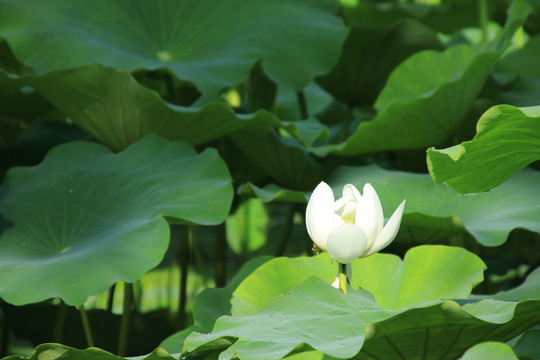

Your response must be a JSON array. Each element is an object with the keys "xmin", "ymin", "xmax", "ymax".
[
  {"xmin": 339, "ymin": 263, "xmax": 348, "ymax": 294},
  {"xmin": 275, "ymin": 204, "xmax": 297, "ymax": 257},
  {"xmin": 337, "ymin": 105, "xmax": 354, "ymax": 143},
  {"xmin": 53, "ymin": 299, "xmax": 67, "ymax": 343},
  {"xmin": 479, "ymin": 0, "xmax": 488, "ymax": 43},
  {"xmin": 177, "ymin": 225, "xmax": 192, "ymax": 329},
  {"xmin": 1, "ymin": 312, "xmax": 8, "ymax": 357},
  {"xmin": 77, "ymin": 304, "xmax": 94, "ymax": 347},
  {"xmin": 215, "ymin": 223, "xmax": 227, "ymax": 287},
  {"xmin": 296, "ymin": 90, "xmax": 309, "ymax": 119},
  {"xmin": 106, "ymin": 283, "xmax": 116, "ymax": 313},
  {"xmin": 117, "ymin": 282, "xmax": 132, "ymax": 356}
]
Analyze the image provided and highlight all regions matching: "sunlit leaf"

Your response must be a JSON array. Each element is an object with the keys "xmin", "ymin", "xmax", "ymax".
[
  {"xmin": 231, "ymin": 246, "xmax": 485, "ymax": 316},
  {"xmin": 186, "ymin": 277, "xmax": 540, "ymax": 360},
  {"xmin": 427, "ymin": 105, "xmax": 540, "ymax": 194},
  {"xmin": 326, "ymin": 2, "xmax": 530, "ymax": 155},
  {"xmin": 0, "ymin": 136, "xmax": 233, "ymax": 305},
  {"xmin": 460, "ymin": 342, "xmax": 519, "ymax": 360},
  {"xmin": 330, "ymin": 45, "xmax": 499, "ymax": 155},
  {"xmin": 316, "ymin": 19, "xmax": 444, "ymax": 106}
]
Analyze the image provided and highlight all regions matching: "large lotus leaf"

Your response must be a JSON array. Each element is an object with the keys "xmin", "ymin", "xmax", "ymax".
[
  {"xmin": 330, "ymin": 45, "xmax": 498, "ymax": 155},
  {"xmin": 316, "ymin": 19, "xmax": 444, "ymax": 106},
  {"xmin": 328, "ymin": 44, "xmax": 497, "ymax": 155},
  {"xmin": 231, "ymin": 246, "xmax": 485, "ymax": 316},
  {"xmin": 0, "ymin": 0, "xmax": 346, "ymax": 96},
  {"xmin": 426, "ymin": 105, "xmax": 540, "ymax": 194},
  {"xmin": 0, "ymin": 64, "xmax": 281, "ymax": 151},
  {"xmin": 0, "ymin": 136, "xmax": 233, "ymax": 305},
  {"xmin": 460, "ymin": 342, "xmax": 519, "ymax": 360},
  {"xmin": 185, "ymin": 277, "xmax": 540, "ymax": 360},
  {"xmin": 328, "ymin": 164, "xmax": 540, "ymax": 246},
  {"xmin": 3, "ymin": 344, "xmax": 177, "ymax": 360},
  {"xmin": 327, "ymin": 2, "xmax": 531, "ymax": 155}
]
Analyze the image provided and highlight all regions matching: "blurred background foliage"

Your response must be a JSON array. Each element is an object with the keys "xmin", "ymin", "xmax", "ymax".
[{"xmin": 1, "ymin": 0, "xmax": 540, "ymax": 358}]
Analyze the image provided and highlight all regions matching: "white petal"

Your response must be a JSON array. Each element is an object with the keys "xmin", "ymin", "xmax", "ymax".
[
  {"xmin": 335, "ymin": 184, "xmax": 359, "ymax": 218},
  {"xmin": 355, "ymin": 183, "xmax": 383, "ymax": 250},
  {"xmin": 305, "ymin": 182, "xmax": 335, "ymax": 251},
  {"xmin": 342, "ymin": 184, "xmax": 361, "ymax": 200},
  {"xmin": 331, "ymin": 276, "xmax": 340, "ymax": 289},
  {"xmin": 334, "ymin": 196, "xmax": 350, "ymax": 216},
  {"xmin": 364, "ymin": 199, "xmax": 405, "ymax": 256},
  {"xmin": 326, "ymin": 223, "xmax": 367, "ymax": 264}
]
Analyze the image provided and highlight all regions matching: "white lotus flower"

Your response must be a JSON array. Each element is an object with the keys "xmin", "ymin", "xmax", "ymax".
[{"xmin": 306, "ymin": 181, "xmax": 405, "ymax": 264}]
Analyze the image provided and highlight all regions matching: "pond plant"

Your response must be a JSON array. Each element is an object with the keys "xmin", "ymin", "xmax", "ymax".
[{"xmin": 1, "ymin": 1, "xmax": 540, "ymax": 359}]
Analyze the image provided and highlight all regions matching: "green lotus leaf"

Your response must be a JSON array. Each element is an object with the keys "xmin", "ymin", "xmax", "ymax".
[
  {"xmin": 511, "ymin": 330, "xmax": 540, "ymax": 360},
  {"xmin": 497, "ymin": 34, "xmax": 540, "ymax": 78},
  {"xmin": 0, "ymin": 0, "xmax": 346, "ymax": 96},
  {"xmin": 2, "ymin": 343, "xmax": 177, "ymax": 360},
  {"xmin": 460, "ymin": 342, "xmax": 519, "ymax": 360},
  {"xmin": 231, "ymin": 245, "xmax": 485, "ymax": 316},
  {"xmin": 490, "ymin": 267, "xmax": 540, "ymax": 302},
  {"xmin": 427, "ymin": 105, "xmax": 540, "ymax": 194},
  {"xmin": 331, "ymin": 44, "xmax": 498, "ymax": 155},
  {"xmin": 186, "ymin": 277, "xmax": 540, "ymax": 360},
  {"xmin": 499, "ymin": 77, "xmax": 540, "ymax": 107},
  {"xmin": 0, "ymin": 135, "xmax": 233, "ymax": 305},
  {"xmin": 283, "ymin": 351, "xmax": 335, "ymax": 360},
  {"xmin": 0, "ymin": 64, "xmax": 281, "ymax": 151},
  {"xmin": 316, "ymin": 19, "xmax": 444, "ymax": 106},
  {"xmin": 328, "ymin": 164, "xmax": 540, "ymax": 246},
  {"xmin": 328, "ymin": 2, "xmax": 530, "ymax": 155},
  {"xmin": 229, "ymin": 128, "xmax": 327, "ymax": 190},
  {"xmin": 282, "ymin": 118, "xmax": 329, "ymax": 150},
  {"xmin": 237, "ymin": 183, "xmax": 308, "ymax": 203}
]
